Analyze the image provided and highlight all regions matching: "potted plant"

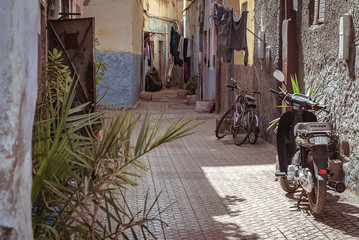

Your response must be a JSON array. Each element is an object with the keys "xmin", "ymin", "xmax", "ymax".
[{"xmin": 186, "ymin": 74, "xmax": 199, "ymax": 105}]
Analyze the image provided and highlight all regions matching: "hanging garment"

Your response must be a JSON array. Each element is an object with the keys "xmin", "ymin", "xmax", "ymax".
[
  {"xmin": 228, "ymin": 10, "xmax": 248, "ymax": 66},
  {"xmin": 183, "ymin": 38, "xmax": 188, "ymax": 62},
  {"xmin": 178, "ymin": 36, "xmax": 184, "ymax": 61},
  {"xmin": 148, "ymin": 43, "xmax": 152, "ymax": 67},
  {"xmin": 174, "ymin": 32, "xmax": 183, "ymax": 66},
  {"xmin": 186, "ymin": 39, "xmax": 192, "ymax": 58},
  {"xmin": 209, "ymin": 2, "xmax": 217, "ymax": 59},
  {"xmin": 213, "ymin": 4, "xmax": 233, "ymax": 63},
  {"xmin": 170, "ymin": 27, "xmax": 177, "ymax": 56}
]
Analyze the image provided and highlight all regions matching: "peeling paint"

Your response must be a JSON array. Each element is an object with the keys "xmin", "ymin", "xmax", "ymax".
[{"xmin": 97, "ymin": 51, "xmax": 142, "ymax": 109}]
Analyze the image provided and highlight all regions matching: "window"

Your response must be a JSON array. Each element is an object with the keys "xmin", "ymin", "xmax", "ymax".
[{"xmin": 313, "ymin": 0, "xmax": 325, "ymax": 24}]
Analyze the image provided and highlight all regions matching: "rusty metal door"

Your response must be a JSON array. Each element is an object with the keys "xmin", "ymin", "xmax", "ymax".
[{"xmin": 48, "ymin": 18, "xmax": 96, "ymax": 110}]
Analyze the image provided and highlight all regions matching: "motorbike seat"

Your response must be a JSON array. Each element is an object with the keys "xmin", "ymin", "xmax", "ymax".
[{"xmin": 294, "ymin": 122, "xmax": 332, "ymax": 136}]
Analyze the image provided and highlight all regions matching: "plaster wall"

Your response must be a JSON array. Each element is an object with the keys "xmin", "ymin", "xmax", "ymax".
[
  {"xmin": 0, "ymin": 0, "xmax": 38, "ymax": 238},
  {"xmin": 83, "ymin": 0, "xmax": 143, "ymax": 108},
  {"xmin": 144, "ymin": 0, "xmax": 182, "ymax": 21},
  {"xmin": 83, "ymin": 0, "xmax": 134, "ymax": 53}
]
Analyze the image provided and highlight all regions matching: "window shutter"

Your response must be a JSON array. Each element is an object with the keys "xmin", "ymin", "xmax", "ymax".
[
  {"xmin": 313, "ymin": 0, "xmax": 325, "ymax": 24},
  {"xmin": 318, "ymin": 0, "xmax": 325, "ymax": 23}
]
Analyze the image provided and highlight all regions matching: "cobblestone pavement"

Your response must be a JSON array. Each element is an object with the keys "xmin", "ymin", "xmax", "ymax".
[{"xmin": 117, "ymin": 88, "xmax": 359, "ymax": 240}]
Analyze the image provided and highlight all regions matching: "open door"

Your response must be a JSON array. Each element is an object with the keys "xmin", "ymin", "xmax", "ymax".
[{"xmin": 48, "ymin": 18, "xmax": 96, "ymax": 110}]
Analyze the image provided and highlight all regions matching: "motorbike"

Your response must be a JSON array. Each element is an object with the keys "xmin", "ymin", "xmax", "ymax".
[{"xmin": 271, "ymin": 70, "xmax": 345, "ymax": 214}]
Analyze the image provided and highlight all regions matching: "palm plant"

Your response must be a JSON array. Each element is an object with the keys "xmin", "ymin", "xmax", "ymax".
[
  {"xmin": 267, "ymin": 75, "xmax": 328, "ymax": 131},
  {"xmin": 32, "ymin": 49, "xmax": 200, "ymax": 239}
]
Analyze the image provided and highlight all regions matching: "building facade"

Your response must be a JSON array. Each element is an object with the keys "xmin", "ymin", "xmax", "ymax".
[{"xmin": 83, "ymin": 0, "xmax": 144, "ymax": 109}]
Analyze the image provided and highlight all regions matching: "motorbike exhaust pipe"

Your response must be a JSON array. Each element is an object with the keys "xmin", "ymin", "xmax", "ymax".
[{"xmin": 328, "ymin": 180, "xmax": 346, "ymax": 193}]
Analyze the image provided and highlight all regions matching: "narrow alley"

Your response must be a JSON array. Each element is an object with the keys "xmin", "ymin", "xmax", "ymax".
[{"xmin": 119, "ymin": 89, "xmax": 359, "ymax": 240}]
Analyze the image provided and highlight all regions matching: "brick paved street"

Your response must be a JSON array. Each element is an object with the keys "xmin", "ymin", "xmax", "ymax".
[{"xmin": 118, "ymin": 88, "xmax": 359, "ymax": 240}]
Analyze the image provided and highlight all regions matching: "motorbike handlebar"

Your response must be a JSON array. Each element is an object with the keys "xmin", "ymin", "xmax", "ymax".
[
  {"xmin": 270, "ymin": 89, "xmax": 281, "ymax": 95},
  {"xmin": 270, "ymin": 88, "xmax": 327, "ymax": 111}
]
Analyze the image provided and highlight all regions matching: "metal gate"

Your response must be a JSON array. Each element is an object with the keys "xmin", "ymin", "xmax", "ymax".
[{"xmin": 48, "ymin": 18, "xmax": 96, "ymax": 110}]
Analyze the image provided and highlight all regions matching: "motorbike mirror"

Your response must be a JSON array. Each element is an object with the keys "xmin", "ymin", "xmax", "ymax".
[
  {"xmin": 323, "ymin": 86, "xmax": 335, "ymax": 95},
  {"xmin": 273, "ymin": 70, "xmax": 285, "ymax": 83}
]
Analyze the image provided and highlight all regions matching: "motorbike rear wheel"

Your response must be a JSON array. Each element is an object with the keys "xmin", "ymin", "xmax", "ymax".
[
  {"xmin": 279, "ymin": 177, "xmax": 298, "ymax": 193},
  {"xmin": 308, "ymin": 179, "xmax": 327, "ymax": 214},
  {"xmin": 276, "ymin": 156, "xmax": 298, "ymax": 193}
]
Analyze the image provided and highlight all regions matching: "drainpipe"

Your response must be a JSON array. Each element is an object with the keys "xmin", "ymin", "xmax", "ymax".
[
  {"xmin": 199, "ymin": 0, "xmax": 205, "ymax": 100},
  {"xmin": 183, "ymin": 0, "xmax": 187, "ymax": 38}
]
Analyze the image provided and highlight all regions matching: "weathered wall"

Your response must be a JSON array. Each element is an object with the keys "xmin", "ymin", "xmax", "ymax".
[
  {"xmin": 298, "ymin": 0, "xmax": 359, "ymax": 194},
  {"xmin": 0, "ymin": 0, "xmax": 38, "ymax": 239},
  {"xmin": 83, "ymin": 0, "xmax": 143, "ymax": 109},
  {"xmin": 144, "ymin": 0, "xmax": 182, "ymax": 20},
  {"xmin": 253, "ymin": 0, "xmax": 283, "ymax": 144}
]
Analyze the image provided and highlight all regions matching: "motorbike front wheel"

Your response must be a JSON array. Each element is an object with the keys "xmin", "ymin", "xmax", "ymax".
[{"xmin": 308, "ymin": 179, "xmax": 327, "ymax": 214}]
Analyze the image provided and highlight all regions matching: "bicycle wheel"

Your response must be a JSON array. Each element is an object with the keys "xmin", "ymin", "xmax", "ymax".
[
  {"xmin": 248, "ymin": 113, "xmax": 259, "ymax": 144},
  {"xmin": 233, "ymin": 110, "xmax": 252, "ymax": 146},
  {"xmin": 215, "ymin": 108, "xmax": 234, "ymax": 139}
]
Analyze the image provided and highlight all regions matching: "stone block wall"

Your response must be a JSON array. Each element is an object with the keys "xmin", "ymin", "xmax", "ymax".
[
  {"xmin": 253, "ymin": 0, "xmax": 283, "ymax": 144},
  {"xmin": 254, "ymin": 0, "xmax": 359, "ymax": 194},
  {"xmin": 298, "ymin": 0, "xmax": 359, "ymax": 195}
]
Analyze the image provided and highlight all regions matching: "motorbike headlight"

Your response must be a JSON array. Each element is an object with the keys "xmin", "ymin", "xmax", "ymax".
[{"xmin": 308, "ymin": 136, "xmax": 330, "ymax": 145}]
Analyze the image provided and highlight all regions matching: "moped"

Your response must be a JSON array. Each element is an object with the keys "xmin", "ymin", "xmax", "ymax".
[{"xmin": 271, "ymin": 70, "xmax": 345, "ymax": 214}]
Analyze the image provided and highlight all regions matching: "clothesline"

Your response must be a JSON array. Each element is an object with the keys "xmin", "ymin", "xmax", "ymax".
[
  {"xmin": 144, "ymin": 31, "xmax": 167, "ymax": 42},
  {"xmin": 247, "ymin": 28, "xmax": 265, "ymax": 43}
]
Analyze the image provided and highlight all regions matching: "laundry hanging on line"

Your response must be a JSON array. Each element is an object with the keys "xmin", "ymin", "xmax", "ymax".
[
  {"xmin": 170, "ymin": 26, "xmax": 192, "ymax": 66},
  {"xmin": 211, "ymin": 2, "xmax": 248, "ymax": 66}
]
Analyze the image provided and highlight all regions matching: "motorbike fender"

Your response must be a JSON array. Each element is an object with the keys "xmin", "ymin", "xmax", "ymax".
[
  {"xmin": 311, "ymin": 146, "xmax": 329, "ymax": 181},
  {"xmin": 277, "ymin": 112, "xmax": 296, "ymax": 173}
]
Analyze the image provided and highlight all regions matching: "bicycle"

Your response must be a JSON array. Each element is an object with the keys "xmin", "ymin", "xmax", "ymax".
[{"xmin": 215, "ymin": 78, "xmax": 260, "ymax": 146}]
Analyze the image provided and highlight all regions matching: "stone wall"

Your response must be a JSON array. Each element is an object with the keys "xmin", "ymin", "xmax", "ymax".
[
  {"xmin": 255, "ymin": 0, "xmax": 359, "ymax": 194},
  {"xmin": 253, "ymin": 0, "xmax": 283, "ymax": 144},
  {"xmin": 298, "ymin": 0, "xmax": 359, "ymax": 195},
  {"xmin": 0, "ymin": 0, "xmax": 38, "ymax": 238}
]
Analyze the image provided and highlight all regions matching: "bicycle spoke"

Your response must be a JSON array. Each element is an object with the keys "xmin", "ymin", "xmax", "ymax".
[{"xmin": 216, "ymin": 108, "xmax": 234, "ymax": 139}]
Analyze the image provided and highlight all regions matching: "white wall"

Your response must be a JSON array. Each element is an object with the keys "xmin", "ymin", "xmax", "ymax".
[{"xmin": 0, "ymin": 0, "xmax": 38, "ymax": 239}]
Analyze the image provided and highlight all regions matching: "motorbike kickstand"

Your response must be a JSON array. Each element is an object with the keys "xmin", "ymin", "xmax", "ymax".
[{"xmin": 297, "ymin": 189, "xmax": 306, "ymax": 208}]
